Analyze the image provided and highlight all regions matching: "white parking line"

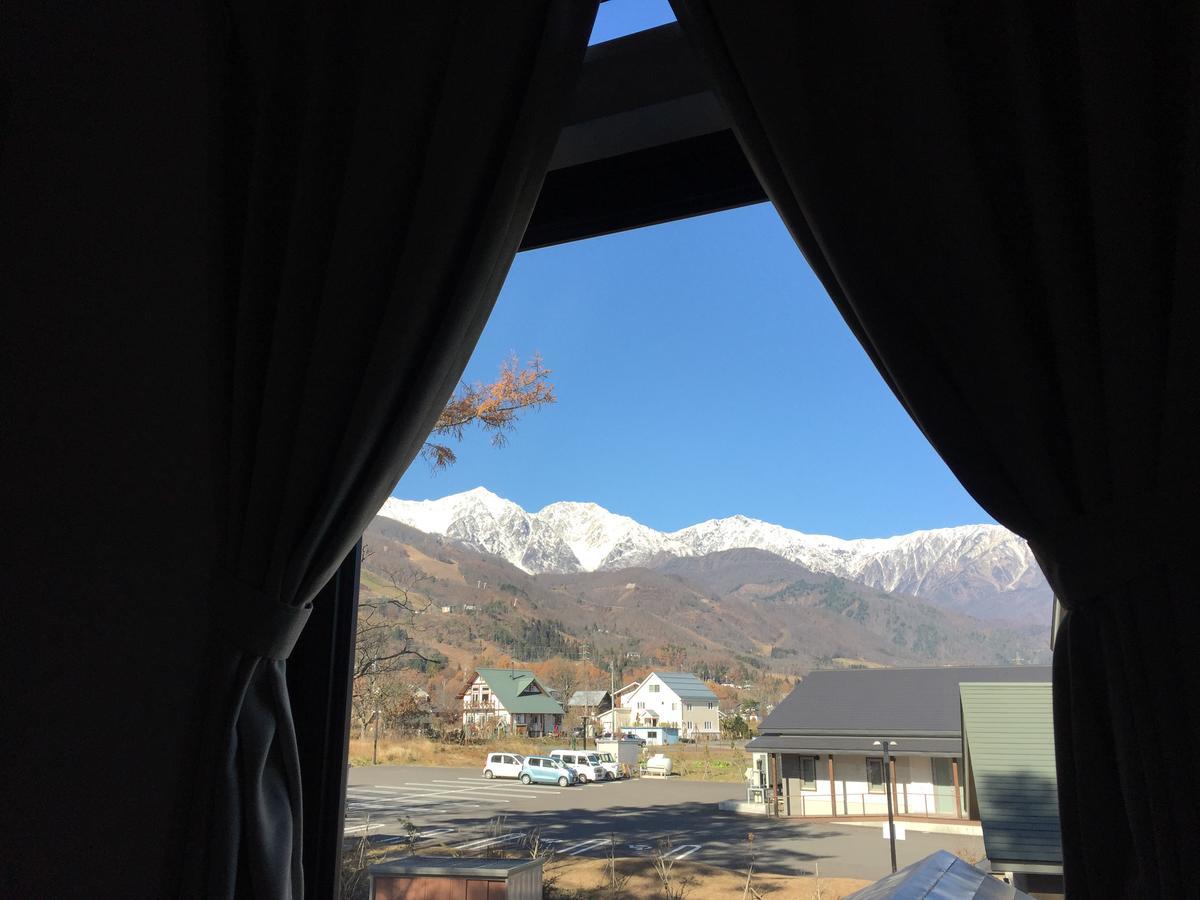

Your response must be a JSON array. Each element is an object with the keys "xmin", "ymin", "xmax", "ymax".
[
  {"xmin": 371, "ymin": 826, "xmax": 457, "ymax": 846},
  {"xmin": 563, "ymin": 838, "xmax": 610, "ymax": 856},
  {"xmin": 453, "ymin": 832, "xmax": 526, "ymax": 852},
  {"xmin": 417, "ymin": 827, "xmax": 456, "ymax": 839},
  {"xmin": 344, "ymin": 821, "xmax": 391, "ymax": 835},
  {"xmin": 663, "ymin": 844, "xmax": 701, "ymax": 860},
  {"xmin": 426, "ymin": 779, "xmax": 557, "ymax": 796},
  {"xmin": 365, "ymin": 791, "xmax": 495, "ymax": 806}
]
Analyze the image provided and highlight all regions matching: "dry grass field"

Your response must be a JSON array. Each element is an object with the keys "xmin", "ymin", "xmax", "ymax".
[
  {"xmin": 343, "ymin": 839, "xmax": 869, "ymax": 900},
  {"xmin": 546, "ymin": 857, "xmax": 871, "ymax": 899},
  {"xmin": 347, "ymin": 734, "xmax": 752, "ymax": 782}
]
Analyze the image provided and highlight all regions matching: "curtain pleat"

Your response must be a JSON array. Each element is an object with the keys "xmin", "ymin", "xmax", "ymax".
[
  {"xmin": 183, "ymin": 2, "xmax": 598, "ymax": 896},
  {"xmin": 670, "ymin": 2, "xmax": 1200, "ymax": 896}
]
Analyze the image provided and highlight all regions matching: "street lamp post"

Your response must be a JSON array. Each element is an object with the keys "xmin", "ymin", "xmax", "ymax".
[{"xmin": 874, "ymin": 739, "xmax": 898, "ymax": 873}]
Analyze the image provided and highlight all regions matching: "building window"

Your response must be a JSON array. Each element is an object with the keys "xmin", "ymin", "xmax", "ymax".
[
  {"xmin": 800, "ymin": 756, "xmax": 817, "ymax": 791},
  {"xmin": 649, "ymin": 684, "xmax": 660, "ymax": 693},
  {"xmin": 708, "ymin": 701, "xmax": 714, "ymax": 709},
  {"xmin": 671, "ymin": 702, "xmax": 677, "ymax": 710},
  {"xmin": 867, "ymin": 757, "xmax": 886, "ymax": 793},
  {"xmin": 704, "ymin": 721, "xmax": 712, "ymax": 730},
  {"xmin": 637, "ymin": 702, "xmax": 645, "ymax": 709}
]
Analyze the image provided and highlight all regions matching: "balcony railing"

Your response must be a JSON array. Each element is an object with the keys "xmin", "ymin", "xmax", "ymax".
[{"xmin": 757, "ymin": 789, "xmax": 965, "ymax": 819}]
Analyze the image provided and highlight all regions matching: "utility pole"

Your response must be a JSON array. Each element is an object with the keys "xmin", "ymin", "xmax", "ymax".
[{"xmin": 874, "ymin": 739, "xmax": 898, "ymax": 872}]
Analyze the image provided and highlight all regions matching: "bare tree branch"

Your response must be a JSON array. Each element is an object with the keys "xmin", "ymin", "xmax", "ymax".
[{"xmin": 420, "ymin": 354, "xmax": 555, "ymax": 470}]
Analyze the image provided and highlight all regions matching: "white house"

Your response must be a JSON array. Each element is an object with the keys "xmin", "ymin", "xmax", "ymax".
[
  {"xmin": 458, "ymin": 667, "xmax": 565, "ymax": 738},
  {"xmin": 617, "ymin": 672, "xmax": 721, "ymax": 739}
]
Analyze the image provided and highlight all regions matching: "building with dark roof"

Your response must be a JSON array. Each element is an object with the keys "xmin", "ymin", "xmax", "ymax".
[{"xmin": 746, "ymin": 666, "xmax": 1051, "ymax": 819}]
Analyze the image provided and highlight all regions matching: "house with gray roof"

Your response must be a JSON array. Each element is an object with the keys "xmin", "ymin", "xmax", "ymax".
[
  {"xmin": 459, "ymin": 667, "xmax": 565, "ymax": 738},
  {"xmin": 746, "ymin": 666, "xmax": 1051, "ymax": 819},
  {"xmin": 615, "ymin": 671, "xmax": 721, "ymax": 738},
  {"xmin": 960, "ymin": 681, "xmax": 1063, "ymax": 897},
  {"xmin": 566, "ymin": 690, "xmax": 612, "ymax": 713}
]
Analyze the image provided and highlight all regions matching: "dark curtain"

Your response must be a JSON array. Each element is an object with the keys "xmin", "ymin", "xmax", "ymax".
[
  {"xmin": 670, "ymin": 2, "xmax": 1199, "ymax": 896},
  {"xmin": 186, "ymin": 2, "xmax": 597, "ymax": 896}
]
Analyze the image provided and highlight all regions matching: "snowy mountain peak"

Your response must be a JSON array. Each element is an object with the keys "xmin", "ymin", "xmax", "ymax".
[{"xmin": 377, "ymin": 489, "xmax": 1049, "ymax": 617}]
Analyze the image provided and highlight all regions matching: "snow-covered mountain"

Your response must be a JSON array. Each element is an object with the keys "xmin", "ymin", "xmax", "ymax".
[{"xmin": 377, "ymin": 487, "xmax": 1051, "ymax": 622}]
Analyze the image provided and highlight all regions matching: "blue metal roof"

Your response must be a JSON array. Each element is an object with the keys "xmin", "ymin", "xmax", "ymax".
[{"xmin": 651, "ymin": 671, "xmax": 718, "ymax": 702}]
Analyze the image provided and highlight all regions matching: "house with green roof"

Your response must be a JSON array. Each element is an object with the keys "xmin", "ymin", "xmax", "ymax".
[
  {"xmin": 960, "ymin": 681, "xmax": 1063, "ymax": 898},
  {"xmin": 459, "ymin": 667, "xmax": 565, "ymax": 738}
]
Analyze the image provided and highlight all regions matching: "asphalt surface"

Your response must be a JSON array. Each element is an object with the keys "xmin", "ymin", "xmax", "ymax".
[{"xmin": 346, "ymin": 766, "xmax": 984, "ymax": 880}]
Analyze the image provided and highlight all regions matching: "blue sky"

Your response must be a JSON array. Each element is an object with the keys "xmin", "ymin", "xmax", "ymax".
[
  {"xmin": 394, "ymin": 201, "xmax": 992, "ymax": 539},
  {"xmin": 395, "ymin": 1, "xmax": 991, "ymax": 539},
  {"xmin": 588, "ymin": 0, "xmax": 677, "ymax": 45}
]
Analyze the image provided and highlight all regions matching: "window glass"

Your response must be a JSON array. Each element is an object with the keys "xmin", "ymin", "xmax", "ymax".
[
  {"xmin": 867, "ymin": 758, "xmax": 886, "ymax": 793},
  {"xmin": 800, "ymin": 756, "xmax": 817, "ymax": 791}
]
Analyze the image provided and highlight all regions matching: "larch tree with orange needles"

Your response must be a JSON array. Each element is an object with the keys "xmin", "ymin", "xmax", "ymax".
[{"xmin": 422, "ymin": 354, "xmax": 555, "ymax": 469}]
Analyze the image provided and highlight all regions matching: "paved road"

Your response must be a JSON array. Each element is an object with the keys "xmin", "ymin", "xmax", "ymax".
[{"xmin": 346, "ymin": 766, "xmax": 984, "ymax": 880}]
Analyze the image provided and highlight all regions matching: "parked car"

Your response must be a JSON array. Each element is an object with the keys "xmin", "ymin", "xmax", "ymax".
[
  {"xmin": 549, "ymin": 749, "xmax": 605, "ymax": 783},
  {"xmin": 519, "ymin": 756, "xmax": 577, "ymax": 787},
  {"xmin": 592, "ymin": 751, "xmax": 624, "ymax": 780},
  {"xmin": 482, "ymin": 752, "xmax": 524, "ymax": 780}
]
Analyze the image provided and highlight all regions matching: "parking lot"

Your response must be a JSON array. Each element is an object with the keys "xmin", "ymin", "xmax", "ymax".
[{"xmin": 346, "ymin": 766, "xmax": 985, "ymax": 880}]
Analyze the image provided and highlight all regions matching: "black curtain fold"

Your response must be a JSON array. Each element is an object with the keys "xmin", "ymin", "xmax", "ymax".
[
  {"xmin": 184, "ymin": 2, "xmax": 598, "ymax": 896},
  {"xmin": 670, "ymin": 2, "xmax": 1200, "ymax": 896}
]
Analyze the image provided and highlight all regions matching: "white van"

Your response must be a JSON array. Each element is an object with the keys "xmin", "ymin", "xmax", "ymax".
[
  {"xmin": 592, "ymin": 751, "xmax": 623, "ymax": 780},
  {"xmin": 549, "ymin": 749, "xmax": 605, "ymax": 783},
  {"xmin": 482, "ymin": 752, "xmax": 524, "ymax": 780}
]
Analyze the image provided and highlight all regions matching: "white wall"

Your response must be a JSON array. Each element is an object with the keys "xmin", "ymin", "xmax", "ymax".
[
  {"xmin": 752, "ymin": 752, "xmax": 963, "ymax": 818},
  {"xmin": 461, "ymin": 674, "xmax": 508, "ymax": 727},
  {"xmin": 622, "ymin": 673, "xmax": 720, "ymax": 736}
]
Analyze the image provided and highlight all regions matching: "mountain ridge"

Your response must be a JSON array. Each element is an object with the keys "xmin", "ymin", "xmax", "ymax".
[
  {"xmin": 362, "ymin": 516, "xmax": 1052, "ymax": 677},
  {"xmin": 378, "ymin": 487, "xmax": 1051, "ymax": 624}
]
